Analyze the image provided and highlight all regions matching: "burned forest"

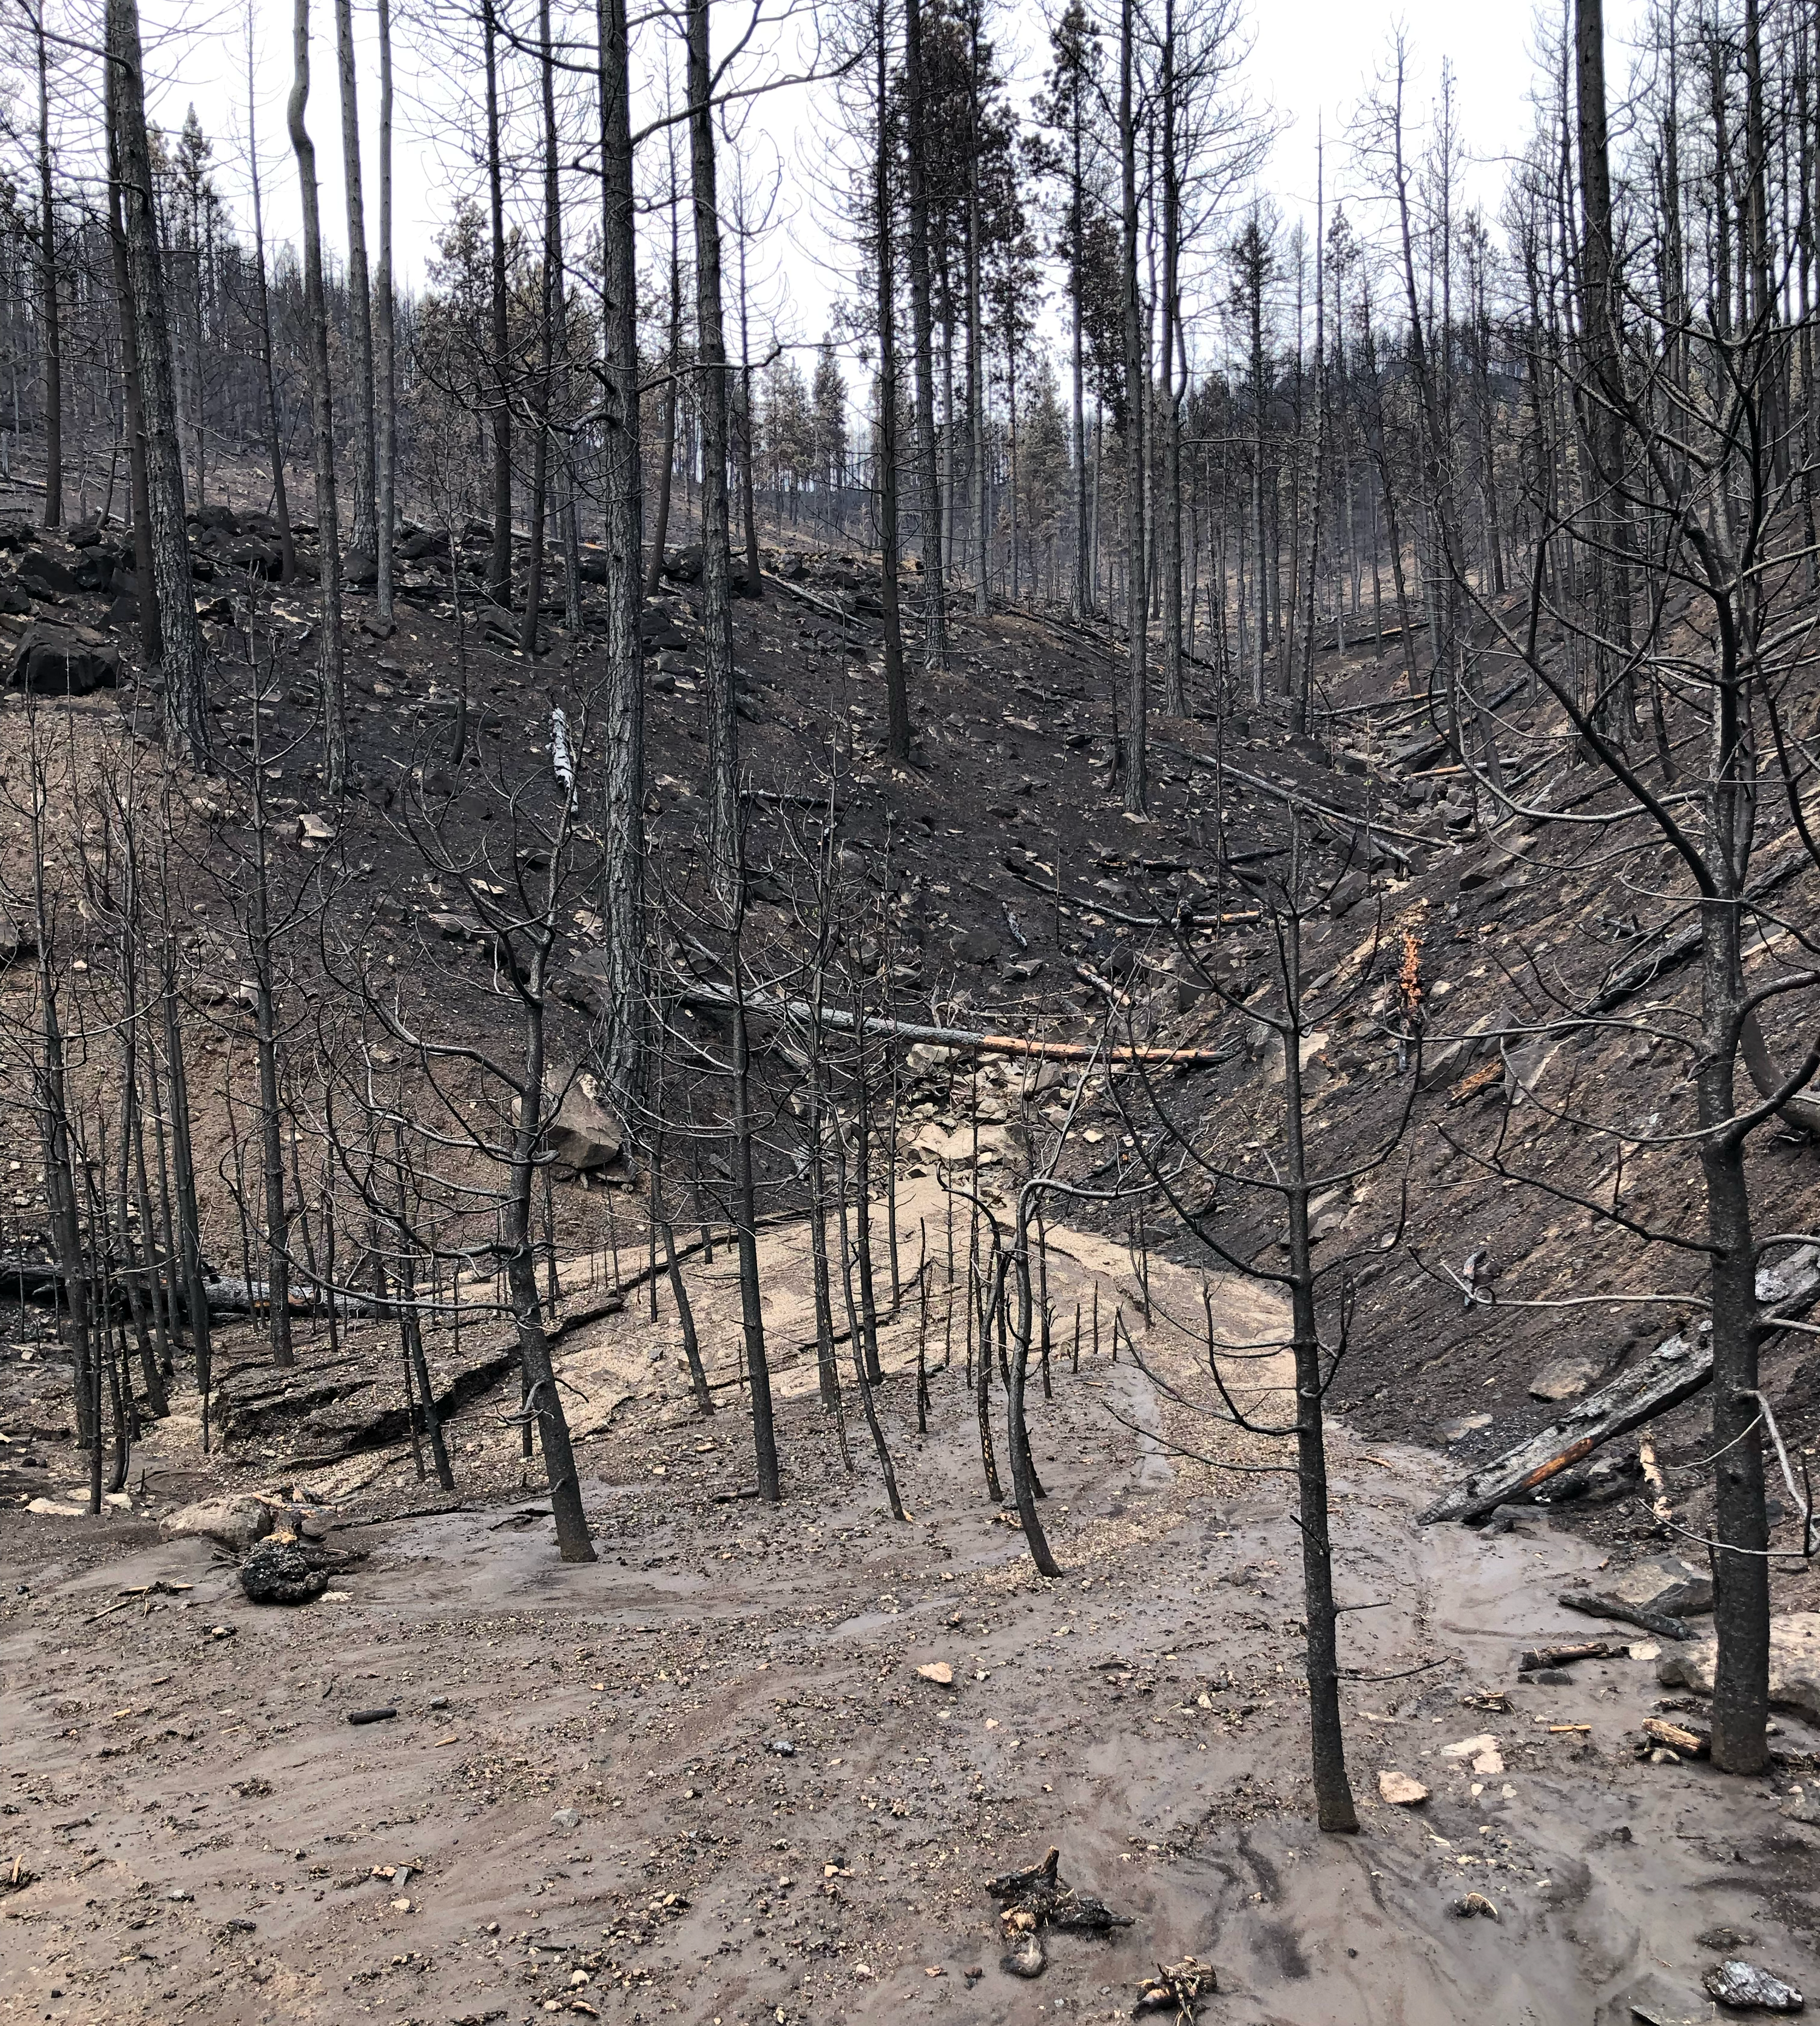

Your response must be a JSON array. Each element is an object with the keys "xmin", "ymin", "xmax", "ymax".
[{"xmin": 2, "ymin": 0, "xmax": 1820, "ymax": 2018}]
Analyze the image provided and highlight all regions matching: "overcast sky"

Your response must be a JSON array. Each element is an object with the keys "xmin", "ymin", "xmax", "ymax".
[{"xmin": 110, "ymin": 0, "xmax": 1646, "ymax": 368}]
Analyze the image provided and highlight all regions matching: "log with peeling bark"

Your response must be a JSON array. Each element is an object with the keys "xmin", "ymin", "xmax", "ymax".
[
  {"xmin": 1640, "ymin": 1715, "xmax": 1709, "ymax": 1757},
  {"xmin": 1422, "ymin": 1244, "xmax": 1820, "ymax": 1525},
  {"xmin": 1517, "ymin": 1640, "xmax": 1620, "ymax": 1670}
]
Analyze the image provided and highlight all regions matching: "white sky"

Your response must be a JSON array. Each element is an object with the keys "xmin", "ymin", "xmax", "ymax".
[{"xmin": 93, "ymin": 0, "xmax": 1645, "ymax": 368}]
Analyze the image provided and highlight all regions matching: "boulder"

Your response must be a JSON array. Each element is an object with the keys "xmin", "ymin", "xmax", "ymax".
[
  {"xmin": 542, "ymin": 1076, "xmax": 624, "ymax": 1180},
  {"xmin": 228, "ymin": 538, "xmax": 283, "ymax": 577},
  {"xmin": 159, "ymin": 1493, "xmax": 275, "ymax": 1553},
  {"xmin": 104, "ymin": 593, "xmax": 141, "ymax": 631},
  {"xmin": 1607, "ymin": 1552, "xmax": 1714, "ymax": 1617},
  {"xmin": 1660, "ymin": 1612, "xmax": 1820, "ymax": 1720},
  {"xmin": 194, "ymin": 502, "xmax": 241, "ymax": 533},
  {"xmin": 1327, "ymin": 869, "xmax": 1369, "ymax": 917},
  {"xmin": 72, "ymin": 547, "xmax": 121, "ymax": 592},
  {"xmin": 10, "ymin": 624, "xmax": 120, "ymax": 695},
  {"xmin": 240, "ymin": 1536, "xmax": 328, "ymax": 1606},
  {"xmin": 661, "ymin": 544, "xmax": 704, "ymax": 584},
  {"xmin": 17, "ymin": 549, "xmax": 79, "ymax": 598},
  {"xmin": 398, "ymin": 527, "xmax": 450, "ymax": 562},
  {"xmin": 1704, "ymin": 1962, "xmax": 1804, "ymax": 2012},
  {"xmin": 342, "ymin": 547, "xmax": 379, "ymax": 588},
  {"xmin": 0, "ymin": 581, "xmax": 32, "ymax": 616},
  {"xmin": 1528, "ymin": 1355, "xmax": 1603, "ymax": 1402}
]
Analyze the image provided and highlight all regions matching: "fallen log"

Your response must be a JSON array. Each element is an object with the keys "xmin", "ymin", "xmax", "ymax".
[
  {"xmin": 1422, "ymin": 1243, "xmax": 1820, "ymax": 1524},
  {"xmin": 680, "ymin": 981, "xmax": 1230, "ymax": 1065},
  {"xmin": 1516, "ymin": 1640, "xmax": 1620, "ymax": 1671},
  {"xmin": 1640, "ymin": 1715, "xmax": 1709, "ymax": 1757},
  {"xmin": 1559, "ymin": 1592, "xmax": 1690, "ymax": 1642}
]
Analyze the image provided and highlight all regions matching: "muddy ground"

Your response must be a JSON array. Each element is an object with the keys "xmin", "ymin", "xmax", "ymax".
[{"xmin": 4, "ymin": 1190, "xmax": 1819, "ymax": 2026}]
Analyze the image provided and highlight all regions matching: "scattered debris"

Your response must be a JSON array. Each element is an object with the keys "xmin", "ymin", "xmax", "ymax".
[
  {"xmin": 1377, "ymin": 1771, "xmax": 1429, "ymax": 1806},
  {"xmin": 1452, "ymin": 1893, "xmax": 1499, "ymax": 1920},
  {"xmin": 915, "ymin": 1662, "xmax": 956, "ymax": 1686},
  {"xmin": 1133, "ymin": 1956, "xmax": 1218, "ymax": 2020},
  {"xmin": 986, "ymin": 1847, "xmax": 1133, "ymax": 1934},
  {"xmin": 347, "ymin": 1707, "xmax": 398, "ymax": 1726}
]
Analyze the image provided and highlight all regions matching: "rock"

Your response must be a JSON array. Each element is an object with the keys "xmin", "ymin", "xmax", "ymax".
[
  {"xmin": 1781, "ymin": 1789, "xmax": 1820, "ymax": 1826},
  {"xmin": 239, "ymin": 1537, "xmax": 329, "ymax": 1606},
  {"xmin": 1452, "ymin": 1892, "xmax": 1498, "ymax": 1920},
  {"xmin": 1440, "ymin": 1733, "xmax": 1505, "ymax": 1776},
  {"xmin": 295, "ymin": 812, "xmax": 336, "ymax": 847},
  {"xmin": 398, "ymin": 527, "xmax": 449, "ymax": 562},
  {"xmin": 542, "ymin": 1075, "xmax": 624, "ymax": 1181},
  {"xmin": 10, "ymin": 623, "xmax": 120, "ymax": 695},
  {"xmin": 227, "ymin": 538, "xmax": 282, "ymax": 576},
  {"xmin": 25, "ymin": 1496, "xmax": 87, "ymax": 1517},
  {"xmin": 550, "ymin": 1808, "xmax": 582, "ymax": 1832},
  {"xmin": 194, "ymin": 502, "xmax": 241, "ymax": 533},
  {"xmin": 18, "ymin": 549, "xmax": 80, "ymax": 598},
  {"xmin": 1327, "ymin": 869, "xmax": 1369, "ymax": 917},
  {"xmin": 1662, "ymin": 1615, "xmax": 1820, "ymax": 1723},
  {"xmin": 342, "ymin": 547, "xmax": 379, "ymax": 587},
  {"xmin": 1377, "ymin": 1771, "xmax": 1429, "ymax": 1806},
  {"xmin": 954, "ymin": 925, "xmax": 998, "ymax": 966},
  {"xmin": 1704, "ymin": 1960, "xmax": 1804, "ymax": 2011},
  {"xmin": 1528, "ymin": 1356, "xmax": 1603, "ymax": 1402},
  {"xmin": 72, "ymin": 547, "xmax": 120, "ymax": 591},
  {"xmin": 769, "ymin": 1739, "xmax": 795, "ymax": 1757},
  {"xmin": 1001, "ymin": 1932, "xmax": 1046, "ymax": 1978},
  {"xmin": 1440, "ymin": 1413, "xmax": 1494, "ymax": 1443},
  {"xmin": 104, "ymin": 592, "xmax": 140, "ymax": 630},
  {"xmin": 661, "ymin": 544, "xmax": 704, "ymax": 584},
  {"xmin": 916, "ymin": 1663, "xmax": 955, "ymax": 1686},
  {"xmin": 557, "ymin": 946, "xmax": 614, "ymax": 1020},
  {"xmin": 160, "ymin": 1494, "xmax": 275, "ymax": 1553},
  {"xmin": 1608, "ymin": 1553, "xmax": 1714, "ymax": 1618}
]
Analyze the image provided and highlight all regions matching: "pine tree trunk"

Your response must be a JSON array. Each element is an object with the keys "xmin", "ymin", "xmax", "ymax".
[
  {"xmin": 484, "ymin": 0, "xmax": 513, "ymax": 606},
  {"xmin": 375, "ymin": 0, "xmax": 396, "ymax": 620},
  {"xmin": 288, "ymin": 0, "xmax": 348, "ymax": 797},
  {"xmin": 904, "ymin": 0, "xmax": 947, "ymax": 667},
  {"xmin": 35, "ymin": 12, "xmax": 61, "ymax": 530},
  {"xmin": 1118, "ymin": 0, "xmax": 1147, "ymax": 811},
  {"xmin": 596, "ymin": 0, "xmax": 645, "ymax": 1129},
  {"xmin": 333, "ymin": 0, "xmax": 377, "ymax": 557},
  {"xmin": 107, "ymin": 0, "xmax": 209, "ymax": 764},
  {"xmin": 688, "ymin": 0, "xmax": 740, "ymax": 893},
  {"xmin": 244, "ymin": 24, "xmax": 296, "ymax": 583},
  {"xmin": 103, "ymin": 54, "xmax": 164, "ymax": 658},
  {"xmin": 876, "ymin": 0, "xmax": 909, "ymax": 760}
]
